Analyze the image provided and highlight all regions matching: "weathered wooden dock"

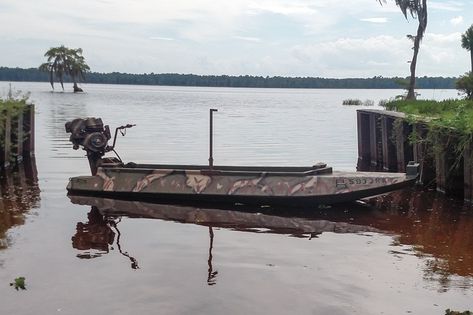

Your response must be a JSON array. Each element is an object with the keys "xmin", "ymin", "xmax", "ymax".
[
  {"xmin": 0, "ymin": 104, "xmax": 35, "ymax": 169},
  {"xmin": 357, "ymin": 109, "xmax": 471, "ymax": 202}
]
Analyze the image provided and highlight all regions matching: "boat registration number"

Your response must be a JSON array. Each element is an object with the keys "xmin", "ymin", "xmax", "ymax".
[{"xmin": 336, "ymin": 177, "xmax": 390, "ymax": 188}]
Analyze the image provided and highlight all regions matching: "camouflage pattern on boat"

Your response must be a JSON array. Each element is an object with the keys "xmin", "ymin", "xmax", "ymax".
[{"xmin": 67, "ymin": 166, "xmax": 413, "ymax": 199}]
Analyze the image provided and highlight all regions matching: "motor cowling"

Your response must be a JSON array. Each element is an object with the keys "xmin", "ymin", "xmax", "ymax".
[{"xmin": 65, "ymin": 117, "xmax": 111, "ymax": 154}]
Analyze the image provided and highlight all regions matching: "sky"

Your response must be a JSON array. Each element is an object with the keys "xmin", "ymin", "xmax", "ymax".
[{"xmin": 1, "ymin": 0, "xmax": 472, "ymax": 78}]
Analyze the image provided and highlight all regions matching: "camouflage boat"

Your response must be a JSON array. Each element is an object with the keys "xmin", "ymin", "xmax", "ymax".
[{"xmin": 65, "ymin": 116, "xmax": 419, "ymax": 207}]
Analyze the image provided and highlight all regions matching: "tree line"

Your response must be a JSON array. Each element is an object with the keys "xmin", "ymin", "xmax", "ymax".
[{"xmin": 0, "ymin": 67, "xmax": 457, "ymax": 89}]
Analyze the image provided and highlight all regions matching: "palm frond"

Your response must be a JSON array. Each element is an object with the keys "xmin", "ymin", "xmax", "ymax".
[{"xmin": 462, "ymin": 25, "xmax": 473, "ymax": 51}]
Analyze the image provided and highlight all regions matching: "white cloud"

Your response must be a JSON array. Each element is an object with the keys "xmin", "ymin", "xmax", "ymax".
[
  {"xmin": 450, "ymin": 16, "xmax": 464, "ymax": 26},
  {"xmin": 234, "ymin": 36, "xmax": 261, "ymax": 42},
  {"xmin": 0, "ymin": 0, "xmax": 472, "ymax": 77},
  {"xmin": 360, "ymin": 17, "xmax": 388, "ymax": 23},
  {"xmin": 247, "ymin": 1, "xmax": 318, "ymax": 16},
  {"xmin": 288, "ymin": 32, "xmax": 469, "ymax": 77},
  {"xmin": 149, "ymin": 37, "xmax": 175, "ymax": 41},
  {"xmin": 429, "ymin": 1, "xmax": 463, "ymax": 12}
]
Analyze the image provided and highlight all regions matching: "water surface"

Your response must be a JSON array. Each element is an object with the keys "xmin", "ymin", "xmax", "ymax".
[{"xmin": 0, "ymin": 82, "xmax": 471, "ymax": 315}]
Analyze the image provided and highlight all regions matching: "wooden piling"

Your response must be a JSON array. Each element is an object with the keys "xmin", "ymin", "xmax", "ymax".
[
  {"xmin": 358, "ymin": 109, "xmax": 408, "ymax": 171},
  {"xmin": 369, "ymin": 112, "xmax": 381, "ymax": 167},
  {"xmin": 357, "ymin": 111, "xmax": 371, "ymax": 170},
  {"xmin": 381, "ymin": 115, "xmax": 398, "ymax": 171}
]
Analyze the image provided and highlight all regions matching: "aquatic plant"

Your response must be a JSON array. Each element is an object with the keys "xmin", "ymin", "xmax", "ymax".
[
  {"xmin": 445, "ymin": 309, "xmax": 472, "ymax": 315},
  {"xmin": 10, "ymin": 277, "xmax": 26, "ymax": 290},
  {"xmin": 342, "ymin": 99, "xmax": 362, "ymax": 105}
]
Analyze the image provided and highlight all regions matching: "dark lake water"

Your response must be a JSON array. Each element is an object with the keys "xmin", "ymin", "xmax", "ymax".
[{"xmin": 1, "ymin": 82, "xmax": 472, "ymax": 314}]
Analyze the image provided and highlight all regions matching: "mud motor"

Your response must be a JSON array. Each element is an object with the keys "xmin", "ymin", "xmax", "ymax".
[{"xmin": 65, "ymin": 117, "xmax": 134, "ymax": 174}]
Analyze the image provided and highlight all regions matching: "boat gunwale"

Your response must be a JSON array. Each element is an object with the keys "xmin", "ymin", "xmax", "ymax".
[{"xmin": 108, "ymin": 164, "xmax": 335, "ymax": 177}]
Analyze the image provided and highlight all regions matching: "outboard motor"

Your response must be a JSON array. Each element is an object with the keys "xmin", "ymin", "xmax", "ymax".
[
  {"xmin": 65, "ymin": 117, "xmax": 133, "ymax": 175},
  {"xmin": 65, "ymin": 117, "xmax": 111, "ymax": 154}
]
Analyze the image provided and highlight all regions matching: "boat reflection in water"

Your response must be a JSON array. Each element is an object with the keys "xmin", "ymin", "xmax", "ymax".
[
  {"xmin": 0, "ymin": 159, "xmax": 40, "ymax": 250},
  {"xmin": 71, "ymin": 207, "xmax": 140, "ymax": 269},
  {"xmin": 69, "ymin": 188, "xmax": 473, "ymax": 288}
]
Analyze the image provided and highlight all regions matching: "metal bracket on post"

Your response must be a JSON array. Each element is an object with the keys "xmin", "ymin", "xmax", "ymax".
[{"xmin": 209, "ymin": 108, "xmax": 218, "ymax": 170}]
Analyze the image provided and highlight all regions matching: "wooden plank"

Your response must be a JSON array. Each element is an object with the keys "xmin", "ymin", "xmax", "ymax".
[
  {"xmin": 369, "ymin": 113, "xmax": 378, "ymax": 167},
  {"xmin": 381, "ymin": 116, "xmax": 398, "ymax": 171},
  {"xmin": 356, "ymin": 111, "xmax": 371, "ymax": 171},
  {"xmin": 394, "ymin": 119, "xmax": 406, "ymax": 172}
]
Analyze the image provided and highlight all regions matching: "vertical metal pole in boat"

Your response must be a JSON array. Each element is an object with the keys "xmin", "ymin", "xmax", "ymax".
[{"xmin": 209, "ymin": 108, "xmax": 218, "ymax": 170}]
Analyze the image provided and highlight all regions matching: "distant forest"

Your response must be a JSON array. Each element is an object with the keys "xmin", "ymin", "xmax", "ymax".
[{"xmin": 0, "ymin": 67, "xmax": 457, "ymax": 89}]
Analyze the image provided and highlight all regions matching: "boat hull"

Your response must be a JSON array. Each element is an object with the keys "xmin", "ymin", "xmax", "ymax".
[{"xmin": 67, "ymin": 165, "xmax": 417, "ymax": 206}]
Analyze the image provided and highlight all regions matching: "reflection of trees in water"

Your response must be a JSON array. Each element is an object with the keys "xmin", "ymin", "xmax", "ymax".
[
  {"xmin": 0, "ymin": 159, "xmax": 40, "ymax": 250},
  {"xmin": 71, "ymin": 207, "xmax": 139, "ymax": 269},
  {"xmin": 367, "ymin": 189, "xmax": 473, "ymax": 289}
]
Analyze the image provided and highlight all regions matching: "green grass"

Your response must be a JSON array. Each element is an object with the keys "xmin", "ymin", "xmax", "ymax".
[
  {"xmin": 0, "ymin": 96, "xmax": 29, "ymax": 149},
  {"xmin": 382, "ymin": 99, "xmax": 473, "ymax": 134}
]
